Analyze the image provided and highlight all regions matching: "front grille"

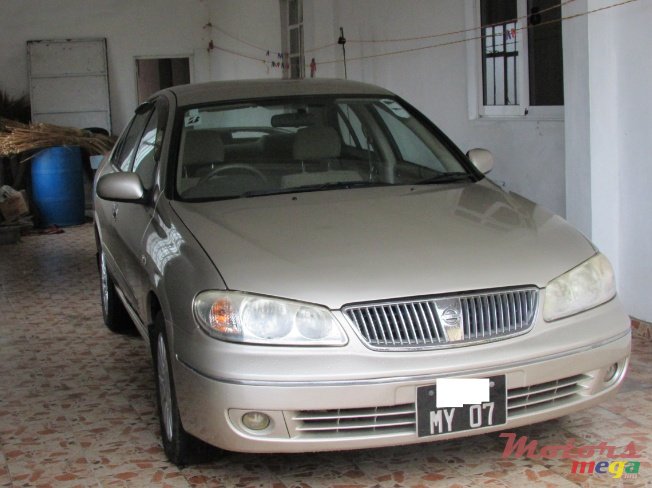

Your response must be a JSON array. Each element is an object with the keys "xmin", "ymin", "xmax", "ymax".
[
  {"xmin": 289, "ymin": 374, "xmax": 587, "ymax": 439},
  {"xmin": 343, "ymin": 288, "xmax": 538, "ymax": 350}
]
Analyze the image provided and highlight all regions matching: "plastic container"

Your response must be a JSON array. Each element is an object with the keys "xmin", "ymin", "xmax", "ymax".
[{"xmin": 31, "ymin": 146, "xmax": 85, "ymax": 227}]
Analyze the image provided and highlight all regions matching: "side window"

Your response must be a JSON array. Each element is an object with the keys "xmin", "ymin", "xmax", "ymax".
[
  {"xmin": 133, "ymin": 108, "xmax": 158, "ymax": 190},
  {"xmin": 108, "ymin": 123, "xmax": 131, "ymax": 168},
  {"xmin": 115, "ymin": 109, "xmax": 151, "ymax": 171}
]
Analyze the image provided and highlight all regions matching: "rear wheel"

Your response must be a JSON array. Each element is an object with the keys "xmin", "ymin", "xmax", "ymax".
[
  {"xmin": 99, "ymin": 250, "xmax": 134, "ymax": 333},
  {"xmin": 151, "ymin": 313, "xmax": 199, "ymax": 466}
]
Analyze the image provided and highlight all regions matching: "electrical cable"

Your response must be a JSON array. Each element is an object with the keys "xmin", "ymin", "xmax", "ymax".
[
  {"xmin": 204, "ymin": 0, "xmax": 641, "ymax": 70},
  {"xmin": 346, "ymin": 0, "xmax": 578, "ymax": 44},
  {"xmin": 204, "ymin": 22, "xmax": 273, "ymax": 53},
  {"xmin": 204, "ymin": 0, "xmax": 577, "ymax": 55},
  {"xmin": 315, "ymin": 0, "xmax": 641, "ymax": 66}
]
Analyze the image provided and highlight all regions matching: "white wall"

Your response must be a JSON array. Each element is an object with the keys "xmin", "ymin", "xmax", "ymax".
[
  {"xmin": 562, "ymin": 0, "xmax": 592, "ymax": 238},
  {"xmin": 588, "ymin": 0, "xmax": 622, "ymax": 281},
  {"xmin": 615, "ymin": 1, "xmax": 652, "ymax": 321},
  {"xmin": 302, "ymin": 0, "xmax": 566, "ymax": 217},
  {"xmin": 597, "ymin": 0, "xmax": 652, "ymax": 320},
  {"xmin": 206, "ymin": 0, "xmax": 282, "ymax": 81},
  {"xmin": 564, "ymin": 0, "xmax": 652, "ymax": 321},
  {"xmin": 0, "ymin": 0, "xmax": 211, "ymax": 133}
]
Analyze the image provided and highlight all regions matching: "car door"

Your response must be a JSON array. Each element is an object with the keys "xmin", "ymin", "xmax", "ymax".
[
  {"xmin": 112, "ymin": 98, "xmax": 168, "ymax": 320},
  {"xmin": 97, "ymin": 108, "xmax": 151, "ymax": 300}
]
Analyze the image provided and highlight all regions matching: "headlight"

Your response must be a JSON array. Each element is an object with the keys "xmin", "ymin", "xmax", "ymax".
[
  {"xmin": 543, "ymin": 253, "xmax": 616, "ymax": 322},
  {"xmin": 193, "ymin": 291, "xmax": 348, "ymax": 346}
]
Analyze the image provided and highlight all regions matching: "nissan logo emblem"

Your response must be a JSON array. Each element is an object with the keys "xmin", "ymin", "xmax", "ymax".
[{"xmin": 441, "ymin": 307, "xmax": 460, "ymax": 325}]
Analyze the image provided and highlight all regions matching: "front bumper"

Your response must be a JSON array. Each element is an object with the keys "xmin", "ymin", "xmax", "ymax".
[{"xmin": 173, "ymin": 329, "xmax": 630, "ymax": 453}]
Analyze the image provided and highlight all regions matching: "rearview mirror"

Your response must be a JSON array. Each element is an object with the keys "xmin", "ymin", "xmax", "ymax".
[
  {"xmin": 96, "ymin": 172, "xmax": 146, "ymax": 203},
  {"xmin": 467, "ymin": 148, "xmax": 494, "ymax": 174},
  {"xmin": 271, "ymin": 112, "xmax": 317, "ymax": 127}
]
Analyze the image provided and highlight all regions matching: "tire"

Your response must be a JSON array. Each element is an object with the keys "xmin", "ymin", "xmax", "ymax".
[
  {"xmin": 99, "ymin": 250, "xmax": 134, "ymax": 333},
  {"xmin": 151, "ymin": 313, "xmax": 198, "ymax": 466}
]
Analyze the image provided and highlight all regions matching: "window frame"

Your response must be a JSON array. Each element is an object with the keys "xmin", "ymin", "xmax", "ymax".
[
  {"xmin": 282, "ymin": 0, "xmax": 304, "ymax": 79},
  {"xmin": 466, "ymin": 0, "xmax": 564, "ymax": 120},
  {"xmin": 132, "ymin": 107, "xmax": 159, "ymax": 190},
  {"xmin": 168, "ymin": 94, "xmax": 484, "ymax": 203},
  {"xmin": 111, "ymin": 97, "xmax": 168, "ymax": 194},
  {"xmin": 111, "ymin": 105, "xmax": 153, "ymax": 172},
  {"xmin": 134, "ymin": 54, "xmax": 193, "ymax": 104}
]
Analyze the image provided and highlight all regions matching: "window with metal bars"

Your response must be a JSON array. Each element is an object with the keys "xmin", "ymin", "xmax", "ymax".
[
  {"xmin": 481, "ymin": 1, "xmax": 519, "ymax": 106},
  {"xmin": 478, "ymin": 0, "xmax": 563, "ymax": 117}
]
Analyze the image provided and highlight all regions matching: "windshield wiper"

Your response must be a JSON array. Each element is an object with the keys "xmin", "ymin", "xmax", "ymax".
[
  {"xmin": 416, "ymin": 172, "xmax": 473, "ymax": 185},
  {"xmin": 240, "ymin": 181, "xmax": 388, "ymax": 198},
  {"xmin": 303, "ymin": 181, "xmax": 390, "ymax": 191}
]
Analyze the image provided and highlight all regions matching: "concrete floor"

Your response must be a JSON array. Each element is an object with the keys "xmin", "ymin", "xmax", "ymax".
[{"xmin": 0, "ymin": 224, "xmax": 650, "ymax": 487}]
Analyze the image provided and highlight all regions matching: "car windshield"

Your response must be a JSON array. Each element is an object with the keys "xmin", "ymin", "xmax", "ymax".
[{"xmin": 176, "ymin": 96, "xmax": 473, "ymax": 200}]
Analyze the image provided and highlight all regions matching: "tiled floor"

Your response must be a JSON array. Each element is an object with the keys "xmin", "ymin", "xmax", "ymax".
[{"xmin": 0, "ymin": 224, "xmax": 650, "ymax": 488}]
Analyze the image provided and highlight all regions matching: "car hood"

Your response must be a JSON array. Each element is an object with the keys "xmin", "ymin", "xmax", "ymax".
[{"xmin": 171, "ymin": 180, "xmax": 595, "ymax": 309}]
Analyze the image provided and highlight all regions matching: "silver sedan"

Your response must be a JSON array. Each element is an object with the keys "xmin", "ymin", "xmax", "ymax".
[{"xmin": 94, "ymin": 79, "xmax": 630, "ymax": 465}]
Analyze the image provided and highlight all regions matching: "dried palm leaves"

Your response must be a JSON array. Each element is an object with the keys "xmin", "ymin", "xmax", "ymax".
[{"xmin": 0, "ymin": 118, "xmax": 115, "ymax": 158}]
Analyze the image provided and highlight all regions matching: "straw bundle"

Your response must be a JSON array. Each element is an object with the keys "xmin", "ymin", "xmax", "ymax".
[{"xmin": 0, "ymin": 118, "xmax": 115, "ymax": 158}]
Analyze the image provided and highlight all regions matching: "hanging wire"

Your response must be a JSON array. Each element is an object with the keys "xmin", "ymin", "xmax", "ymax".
[
  {"xmin": 206, "ymin": 0, "xmax": 576, "ymax": 55},
  {"xmin": 204, "ymin": 0, "xmax": 641, "ymax": 69},
  {"xmin": 304, "ymin": 40, "xmax": 339, "ymax": 54},
  {"xmin": 315, "ymin": 0, "xmax": 641, "ymax": 66},
  {"xmin": 204, "ymin": 19, "xmax": 338, "ymax": 55},
  {"xmin": 346, "ymin": 0, "xmax": 578, "ymax": 44},
  {"xmin": 204, "ymin": 22, "xmax": 272, "ymax": 53}
]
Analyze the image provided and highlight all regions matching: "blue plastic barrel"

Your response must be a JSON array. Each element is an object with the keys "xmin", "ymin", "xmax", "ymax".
[{"xmin": 31, "ymin": 146, "xmax": 85, "ymax": 227}]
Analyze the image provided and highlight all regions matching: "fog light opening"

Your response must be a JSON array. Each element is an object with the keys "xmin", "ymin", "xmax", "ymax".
[
  {"xmin": 604, "ymin": 362, "xmax": 619, "ymax": 383},
  {"xmin": 242, "ymin": 411, "xmax": 271, "ymax": 431}
]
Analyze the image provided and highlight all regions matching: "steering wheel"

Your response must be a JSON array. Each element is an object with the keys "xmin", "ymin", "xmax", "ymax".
[{"xmin": 197, "ymin": 163, "xmax": 268, "ymax": 186}]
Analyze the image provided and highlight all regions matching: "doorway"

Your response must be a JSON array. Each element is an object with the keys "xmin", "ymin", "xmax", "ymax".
[{"xmin": 136, "ymin": 57, "xmax": 190, "ymax": 103}]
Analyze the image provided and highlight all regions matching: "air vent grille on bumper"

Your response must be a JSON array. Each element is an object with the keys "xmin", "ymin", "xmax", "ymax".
[
  {"xmin": 289, "ymin": 374, "xmax": 589, "ymax": 438},
  {"xmin": 507, "ymin": 373, "xmax": 589, "ymax": 417},
  {"xmin": 343, "ymin": 288, "xmax": 538, "ymax": 350},
  {"xmin": 291, "ymin": 404, "xmax": 416, "ymax": 437}
]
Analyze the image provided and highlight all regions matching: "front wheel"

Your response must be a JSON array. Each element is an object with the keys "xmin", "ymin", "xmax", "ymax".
[
  {"xmin": 99, "ymin": 250, "xmax": 133, "ymax": 333},
  {"xmin": 151, "ymin": 313, "xmax": 199, "ymax": 466}
]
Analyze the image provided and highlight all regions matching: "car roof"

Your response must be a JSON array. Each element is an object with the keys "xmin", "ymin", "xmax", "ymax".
[{"xmin": 164, "ymin": 78, "xmax": 394, "ymax": 107}]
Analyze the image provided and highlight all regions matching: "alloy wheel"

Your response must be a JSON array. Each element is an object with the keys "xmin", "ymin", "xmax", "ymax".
[
  {"xmin": 100, "ymin": 252, "xmax": 109, "ymax": 313},
  {"xmin": 157, "ymin": 333, "xmax": 174, "ymax": 442}
]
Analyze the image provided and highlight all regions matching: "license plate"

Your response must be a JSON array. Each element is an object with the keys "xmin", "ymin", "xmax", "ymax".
[{"xmin": 416, "ymin": 375, "xmax": 506, "ymax": 437}]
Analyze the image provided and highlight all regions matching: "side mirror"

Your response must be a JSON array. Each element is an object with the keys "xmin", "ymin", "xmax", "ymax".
[
  {"xmin": 96, "ymin": 172, "xmax": 145, "ymax": 203},
  {"xmin": 467, "ymin": 148, "xmax": 494, "ymax": 174}
]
